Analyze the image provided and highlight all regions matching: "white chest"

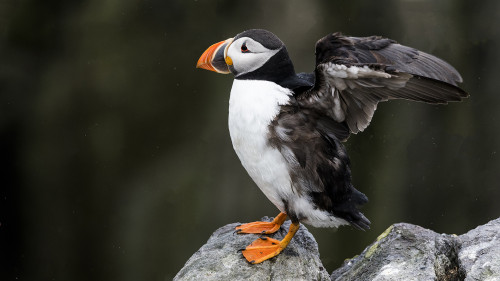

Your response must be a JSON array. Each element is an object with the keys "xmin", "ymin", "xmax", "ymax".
[{"xmin": 227, "ymin": 80, "xmax": 293, "ymax": 210}]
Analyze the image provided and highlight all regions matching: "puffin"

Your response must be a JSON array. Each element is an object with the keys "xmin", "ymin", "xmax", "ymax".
[{"xmin": 196, "ymin": 29, "xmax": 467, "ymax": 264}]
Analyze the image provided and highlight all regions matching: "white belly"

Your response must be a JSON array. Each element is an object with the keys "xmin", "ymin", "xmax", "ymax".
[{"xmin": 228, "ymin": 79, "xmax": 292, "ymax": 212}]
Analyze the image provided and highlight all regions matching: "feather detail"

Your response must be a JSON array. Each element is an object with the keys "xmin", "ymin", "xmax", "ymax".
[{"xmin": 296, "ymin": 32, "xmax": 468, "ymax": 135}]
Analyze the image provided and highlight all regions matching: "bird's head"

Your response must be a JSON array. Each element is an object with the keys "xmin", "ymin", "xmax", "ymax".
[{"xmin": 196, "ymin": 29, "xmax": 295, "ymax": 80}]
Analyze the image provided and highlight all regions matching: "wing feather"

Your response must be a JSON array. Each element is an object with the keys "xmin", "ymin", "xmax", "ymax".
[{"xmin": 297, "ymin": 33, "xmax": 468, "ymax": 136}]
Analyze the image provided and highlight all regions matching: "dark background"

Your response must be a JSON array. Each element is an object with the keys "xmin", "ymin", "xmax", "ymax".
[{"xmin": 1, "ymin": 0, "xmax": 499, "ymax": 280}]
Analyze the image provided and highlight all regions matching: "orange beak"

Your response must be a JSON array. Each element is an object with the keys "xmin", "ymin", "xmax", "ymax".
[{"xmin": 196, "ymin": 38, "xmax": 233, "ymax": 74}]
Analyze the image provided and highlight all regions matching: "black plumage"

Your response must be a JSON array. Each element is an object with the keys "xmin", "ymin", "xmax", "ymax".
[
  {"xmin": 300, "ymin": 32, "xmax": 468, "ymax": 133},
  {"xmin": 268, "ymin": 104, "xmax": 369, "ymax": 229},
  {"xmin": 314, "ymin": 33, "xmax": 463, "ymax": 85}
]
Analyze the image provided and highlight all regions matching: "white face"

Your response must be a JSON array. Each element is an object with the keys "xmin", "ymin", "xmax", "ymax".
[{"xmin": 226, "ymin": 37, "xmax": 280, "ymax": 77}]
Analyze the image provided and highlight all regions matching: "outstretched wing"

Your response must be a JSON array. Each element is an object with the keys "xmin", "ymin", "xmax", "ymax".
[{"xmin": 296, "ymin": 32, "xmax": 468, "ymax": 135}]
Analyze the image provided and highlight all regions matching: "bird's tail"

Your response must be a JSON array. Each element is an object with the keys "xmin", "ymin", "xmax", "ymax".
[{"xmin": 333, "ymin": 186, "xmax": 371, "ymax": 231}]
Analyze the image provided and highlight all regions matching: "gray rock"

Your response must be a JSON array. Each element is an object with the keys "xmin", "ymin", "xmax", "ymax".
[
  {"xmin": 458, "ymin": 218, "xmax": 500, "ymax": 281},
  {"xmin": 174, "ymin": 217, "xmax": 330, "ymax": 281},
  {"xmin": 331, "ymin": 218, "xmax": 500, "ymax": 281},
  {"xmin": 330, "ymin": 223, "xmax": 464, "ymax": 281}
]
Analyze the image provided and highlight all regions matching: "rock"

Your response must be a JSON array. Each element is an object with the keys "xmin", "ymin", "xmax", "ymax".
[
  {"xmin": 331, "ymin": 218, "xmax": 500, "ymax": 281},
  {"xmin": 174, "ymin": 217, "xmax": 330, "ymax": 281},
  {"xmin": 330, "ymin": 223, "xmax": 464, "ymax": 281},
  {"xmin": 458, "ymin": 218, "xmax": 500, "ymax": 281},
  {"xmin": 175, "ymin": 217, "xmax": 500, "ymax": 281}
]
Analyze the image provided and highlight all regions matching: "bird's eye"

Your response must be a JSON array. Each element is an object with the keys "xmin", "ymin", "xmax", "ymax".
[{"xmin": 241, "ymin": 43, "xmax": 249, "ymax": 53}]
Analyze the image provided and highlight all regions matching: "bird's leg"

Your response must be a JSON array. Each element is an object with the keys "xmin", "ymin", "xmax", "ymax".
[
  {"xmin": 235, "ymin": 212, "xmax": 287, "ymax": 234},
  {"xmin": 241, "ymin": 222, "xmax": 300, "ymax": 264}
]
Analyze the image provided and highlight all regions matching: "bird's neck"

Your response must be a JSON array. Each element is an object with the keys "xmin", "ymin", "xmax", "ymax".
[{"xmin": 235, "ymin": 47, "xmax": 296, "ymax": 87}]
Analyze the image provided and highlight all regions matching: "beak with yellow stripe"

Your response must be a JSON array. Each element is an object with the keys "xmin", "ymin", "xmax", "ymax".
[{"xmin": 196, "ymin": 38, "xmax": 233, "ymax": 74}]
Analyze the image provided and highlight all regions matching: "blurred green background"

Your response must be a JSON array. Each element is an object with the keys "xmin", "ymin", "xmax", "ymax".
[{"xmin": 1, "ymin": 0, "xmax": 499, "ymax": 280}]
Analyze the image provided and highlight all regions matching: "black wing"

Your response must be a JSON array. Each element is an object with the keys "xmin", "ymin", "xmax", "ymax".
[{"xmin": 297, "ymin": 32, "xmax": 468, "ymax": 135}]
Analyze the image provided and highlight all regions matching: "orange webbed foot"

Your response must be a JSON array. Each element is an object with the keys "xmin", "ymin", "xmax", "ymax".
[
  {"xmin": 236, "ymin": 222, "xmax": 281, "ymax": 234},
  {"xmin": 235, "ymin": 212, "xmax": 287, "ymax": 234},
  {"xmin": 241, "ymin": 222, "xmax": 300, "ymax": 264},
  {"xmin": 242, "ymin": 237, "xmax": 283, "ymax": 264}
]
